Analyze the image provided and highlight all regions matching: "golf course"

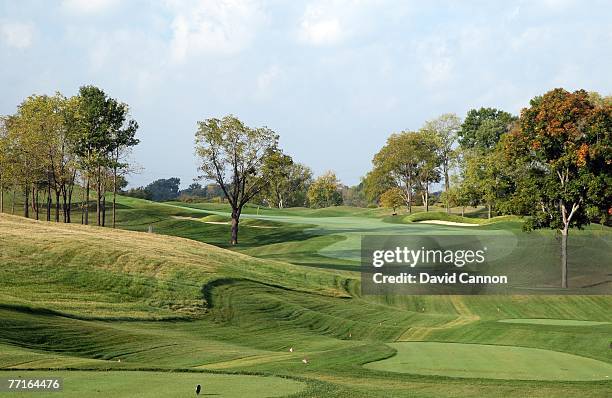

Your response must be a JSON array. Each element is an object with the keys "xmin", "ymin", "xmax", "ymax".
[
  {"xmin": 1, "ymin": 3, "xmax": 611, "ymax": 395},
  {"xmin": 1, "ymin": 197, "xmax": 610, "ymax": 397}
]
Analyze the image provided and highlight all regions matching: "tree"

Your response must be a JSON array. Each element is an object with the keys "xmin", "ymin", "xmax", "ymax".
[
  {"xmin": 367, "ymin": 132, "xmax": 424, "ymax": 212},
  {"xmin": 195, "ymin": 115, "xmax": 279, "ymax": 245},
  {"xmin": 145, "ymin": 178, "xmax": 181, "ymax": 201},
  {"xmin": 0, "ymin": 117, "xmax": 11, "ymax": 214},
  {"xmin": 505, "ymin": 88, "xmax": 612, "ymax": 288},
  {"xmin": 74, "ymin": 86, "xmax": 112, "ymax": 226},
  {"xmin": 459, "ymin": 107, "xmax": 516, "ymax": 151},
  {"xmin": 260, "ymin": 149, "xmax": 293, "ymax": 208},
  {"xmin": 7, "ymin": 96, "xmax": 51, "ymax": 219},
  {"xmin": 441, "ymin": 175, "xmax": 472, "ymax": 216},
  {"xmin": 341, "ymin": 182, "xmax": 368, "ymax": 207},
  {"xmin": 109, "ymin": 106, "xmax": 138, "ymax": 228},
  {"xmin": 413, "ymin": 130, "xmax": 442, "ymax": 212},
  {"xmin": 307, "ymin": 171, "xmax": 343, "ymax": 208},
  {"xmin": 261, "ymin": 153, "xmax": 312, "ymax": 208},
  {"xmin": 379, "ymin": 187, "xmax": 404, "ymax": 214},
  {"xmin": 421, "ymin": 114, "xmax": 461, "ymax": 213},
  {"xmin": 461, "ymin": 149, "xmax": 511, "ymax": 219}
]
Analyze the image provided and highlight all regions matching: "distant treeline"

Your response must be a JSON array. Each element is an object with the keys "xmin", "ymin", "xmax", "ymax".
[
  {"xmin": 124, "ymin": 176, "xmax": 371, "ymax": 208},
  {"xmin": 0, "ymin": 86, "xmax": 139, "ymax": 227}
]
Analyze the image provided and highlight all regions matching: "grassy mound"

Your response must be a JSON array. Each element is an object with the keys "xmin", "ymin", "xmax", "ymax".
[{"xmin": 399, "ymin": 212, "xmax": 524, "ymax": 225}]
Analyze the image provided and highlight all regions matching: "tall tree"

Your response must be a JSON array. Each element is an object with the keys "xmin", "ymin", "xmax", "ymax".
[
  {"xmin": 260, "ymin": 152, "xmax": 312, "ymax": 208},
  {"xmin": 0, "ymin": 117, "xmax": 8, "ymax": 213},
  {"xmin": 8, "ymin": 97, "xmax": 50, "ymax": 219},
  {"xmin": 379, "ymin": 187, "xmax": 404, "ymax": 214},
  {"xmin": 307, "ymin": 171, "xmax": 343, "ymax": 208},
  {"xmin": 74, "ymin": 86, "xmax": 112, "ymax": 225},
  {"xmin": 367, "ymin": 132, "xmax": 420, "ymax": 212},
  {"xmin": 260, "ymin": 149, "xmax": 294, "ymax": 208},
  {"xmin": 505, "ymin": 88, "xmax": 611, "ymax": 288},
  {"xmin": 413, "ymin": 130, "xmax": 441, "ymax": 212},
  {"xmin": 421, "ymin": 113, "xmax": 460, "ymax": 213},
  {"xmin": 195, "ymin": 115, "xmax": 279, "ymax": 245},
  {"xmin": 459, "ymin": 107, "xmax": 516, "ymax": 151},
  {"xmin": 109, "ymin": 105, "xmax": 138, "ymax": 228},
  {"xmin": 145, "ymin": 178, "xmax": 181, "ymax": 201}
]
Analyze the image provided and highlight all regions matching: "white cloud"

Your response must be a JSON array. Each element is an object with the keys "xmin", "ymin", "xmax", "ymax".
[
  {"xmin": 298, "ymin": 2, "xmax": 347, "ymax": 46},
  {"xmin": 167, "ymin": 0, "xmax": 266, "ymax": 62},
  {"xmin": 0, "ymin": 21, "xmax": 35, "ymax": 49},
  {"xmin": 61, "ymin": 0, "xmax": 120, "ymax": 14}
]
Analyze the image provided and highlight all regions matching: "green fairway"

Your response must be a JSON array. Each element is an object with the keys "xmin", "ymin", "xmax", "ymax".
[
  {"xmin": 498, "ymin": 319, "xmax": 611, "ymax": 326},
  {"xmin": 0, "ymin": 371, "xmax": 306, "ymax": 397},
  {"xmin": 364, "ymin": 342, "xmax": 612, "ymax": 380}
]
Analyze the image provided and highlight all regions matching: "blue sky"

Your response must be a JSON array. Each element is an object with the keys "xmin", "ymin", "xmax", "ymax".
[{"xmin": 1, "ymin": 0, "xmax": 611, "ymax": 187}]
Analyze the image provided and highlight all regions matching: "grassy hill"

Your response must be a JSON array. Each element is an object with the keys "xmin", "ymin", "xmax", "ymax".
[{"xmin": 1, "ymin": 201, "xmax": 611, "ymax": 397}]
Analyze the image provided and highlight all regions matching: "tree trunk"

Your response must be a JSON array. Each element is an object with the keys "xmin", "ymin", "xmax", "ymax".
[
  {"xmin": 230, "ymin": 208, "xmax": 240, "ymax": 245},
  {"xmin": 85, "ymin": 177, "xmax": 90, "ymax": 225},
  {"xmin": 461, "ymin": 206, "xmax": 465, "ymax": 217},
  {"xmin": 444, "ymin": 164, "xmax": 450, "ymax": 214},
  {"xmin": 561, "ymin": 227, "xmax": 568, "ymax": 288},
  {"xmin": 62, "ymin": 189, "xmax": 68, "ymax": 223},
  {"xmin": 11, "ymin": 187, "xmax": 16, "ymax": 215},
  {"xmin": 23, "ymin": 186, "xmax": 29, "ymax": 218},
  {"xmin": 112, "ymin": 164, "xmax": 117, "ymax": 228},
  {"xmin": 0, "ymin": 182, "xmax": 3, "ymax": 214},
  {"xmin": 46, "ymin": 183, "xmax": 51, "ymax": 221},
  {"xmin": 67, "ymin": 188, "xmax": 72, "ymax": 223},
  {"xmin": 96, "ymin": 166, "xmax": 101, "ymax": 226},
  {"xmin": 487, "ymin": 204, "xmax": 492, "ymax": 219},
  {"xmin": 102, "ymin": 193, "xmax": 106, "ymax": 227},
  {"xmin": 55, "ymin": 190, "xmax": 60, "ymax": 222},
  {"xmin": 33, "ymin": 187, "xmax": 39, "ymax": 220}
]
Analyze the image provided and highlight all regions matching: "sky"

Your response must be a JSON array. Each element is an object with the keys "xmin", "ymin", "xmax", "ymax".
[{"xmin": 1, "ymin": 0, "xmax": 611, "ymax": 188}]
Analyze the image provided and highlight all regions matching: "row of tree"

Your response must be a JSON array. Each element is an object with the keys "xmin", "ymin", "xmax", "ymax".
[
  {"xmin": 0, "ymin": 86, "xmax": 139, "ymax": 227},
  {"xmin": 362, "ymin": 88, "xmax": 610, "ymax": 288}
]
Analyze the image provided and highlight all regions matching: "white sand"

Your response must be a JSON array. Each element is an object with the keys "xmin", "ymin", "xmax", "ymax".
[{"xmin": 417, "ymin": 220, "xmax": 479, "ymax": 227}]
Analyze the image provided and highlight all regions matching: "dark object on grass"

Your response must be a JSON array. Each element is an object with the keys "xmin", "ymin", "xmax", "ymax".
[{"xmin": 196, "ymin": 384, "xmax": 201, "ymax": 395}]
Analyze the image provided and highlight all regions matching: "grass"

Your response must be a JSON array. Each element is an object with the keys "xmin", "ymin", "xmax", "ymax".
[
  {"xmin": 0, "ymin": 370, "xmax": 306, "ymax": 397},
  {"xmin": 364, "ymin": 342, "xmax": 612, "ymax": 380},
  {"xmin": 1, "ymin": 195, "xmax": 611, "ymax": 397}
]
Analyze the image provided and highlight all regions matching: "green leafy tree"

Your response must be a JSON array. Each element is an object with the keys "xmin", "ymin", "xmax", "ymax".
[
  {"xmin": 195, "ymin": 115, "xmax": 279, "ymax": 245},
  {"xmin": 259, "ymin": 150, "xmax": 311, "ymax": 208},
  {"xmin": 74, "ymin": 86, "xmax": 113, "ymax": 226},
  {"xmin": 109, "ymin": 105, "xmax": 139, "ymax": 228},
  {"xmin": 379, "ymin": 187, "xmax": 404, "ymax": 214},
  {"xmin": 505, "ymin": 88, "xmax": 612, "ymax": 288},
  {"xmin": 413, "ymin": 130, "xmax": 442, "ymax": 212},
  {"xmin": 367, "ymin": 132, "xmax": 429, "ymax": 212},
  {"xmin": 421, "ymin": 113, "xmax": 461, "ymax": 213},
  {"xmin": 307, "ymin": 171, "xmax": 343, "ymax": 208},
  {"xmin": 459, "ymin": 107, "xmax": 517, "ymax": 151},
  {"xmin": 145, "ymin": 178, "xmax": 181, "ymax": 201}
]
